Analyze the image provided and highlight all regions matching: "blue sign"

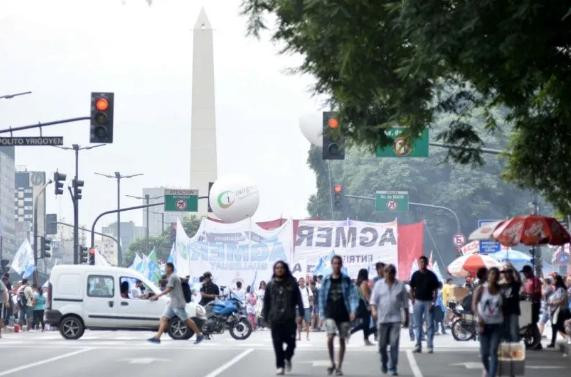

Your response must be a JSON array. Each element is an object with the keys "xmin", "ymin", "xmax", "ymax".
[{"xmin": 477, "ymin": 219, "xmax": 502, "ymax": 254}]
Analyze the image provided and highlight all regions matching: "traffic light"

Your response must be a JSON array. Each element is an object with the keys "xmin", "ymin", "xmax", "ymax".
[
  {"xmin": 54, "ymin": 171, "xmax": 66, "ymax": 195},
  {"xmin": 89, "ymin": 248, "xmax": 96, "ymax": 265},
  {"xmin": 322, "ymin": 111, "xmax": 345, "ymax": 160},
  {"xmin": 80, "ymin": 246, "xmax": 89, "ymax": 264},
  {"xmin": 73, "ymin": 179, "xmax": 84, "ymax": 200},
  {"xmin": 42, "ymin": 237, "xmax": 52, "ymax": 258},
  {"xmin": 90, "ymin": 92, "xmax": 114, "ymax": 143},
  {"xmin": 333, "ymin": 184, "xmax": 343, "ymax": 209}
]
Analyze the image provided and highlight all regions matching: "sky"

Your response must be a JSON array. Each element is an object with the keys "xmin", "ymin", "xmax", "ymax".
[{"xmin": 0, "ymin": 0, "xmax": 325, "ymax": 230}]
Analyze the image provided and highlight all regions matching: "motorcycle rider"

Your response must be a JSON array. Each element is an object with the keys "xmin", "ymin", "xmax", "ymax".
[
  {"xmin": 200, "ymin": 272, "xmax": 220, "ymax": 306},
  {"xmin": 262, "ymin": 261, "xmax": 304, "ymax": 375}
]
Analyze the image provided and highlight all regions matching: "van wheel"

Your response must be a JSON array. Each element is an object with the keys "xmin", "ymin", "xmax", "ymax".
[
  {"xmin": 168, "ymin": 319, "xmax": 193, "ymax": 340},
  {"xmin": 59, "ymin": 315, "xmax": 85, "ymax": 340}
]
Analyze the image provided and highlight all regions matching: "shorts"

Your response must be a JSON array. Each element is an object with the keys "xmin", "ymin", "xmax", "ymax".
[
  {"xmin": 325, "ymin": 319, "xmax": 351, "ymax": 339},
  {"xmin": 302, "ymin": 308, "xmax": 311, "ymax": 323},
  {"xmin": 162, "ymin": 306, "xmax": 189, "ymax": 321}
]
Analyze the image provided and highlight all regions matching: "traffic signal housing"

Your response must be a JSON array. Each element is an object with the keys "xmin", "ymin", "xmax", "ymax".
[
  {"xmin": 73, "ymin": 179, "xmax": 84, "ymax": 200},
  {"xmin": 54, "ymin": 171, "xmax": 66, "ymax": 195},
  {"xmin": 89, "ymin": 248, "xmax": 96, "ymax": 265},
  {"xmin": 90, "ymin": 92, "xmax": 114, "ymax": 143},
  {"xmin": 333, "ymin": 184, "xmax": 343, "ymax": 209},
  {"xmin": 322, "ymin": 111, "xmax": 345, "ymax": 160},
  {"xmin": 42, "ymin": 237, "xmax": 52, "ymax": 258},
  {"xmin": 80, "ymin": 246, "xmax": 89, "ymax": 264}
]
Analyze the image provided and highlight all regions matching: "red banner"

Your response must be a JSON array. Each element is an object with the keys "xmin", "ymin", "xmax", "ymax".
[{"xmin": 397, "ymin": 222, "xmax": 424, "ymax": 280}]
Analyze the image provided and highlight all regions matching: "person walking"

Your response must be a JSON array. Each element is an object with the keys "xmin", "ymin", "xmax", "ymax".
[
  {"xmin": 318, "ymin": 255, "xmax": 358, "ymax": 376},
  {"xmin": 262, "ymin": 261, "xmax": 304, "ymax": 375},
  {"xmin": 409, "ymin": 256, "xmax": 439, "ymax": 353},
  {"xmin": 297, "ymin": 277, "xmax": 313, "ymax": 341},
  {"xmin": 547, "ymin": 274, "xmax": 570, "ymax": 347},
  {"xmin": 473, "ymin": 267, "xmax": 503, "ymax": 377},
  {"xmin": 148, "ymin": 263, "xmax": 204, "ymax": 344},
  {"xmin": 521, "ymin": 265, "xmax": 542, "ymax": 349},
  {"xmin": 256, "ymin": 281, "xmax": 267, "ymax": 329},
  {"xmin": 199, "ymin": 272, "xmax": 219, "ymax": 306},
  {"xmin": 17, "ymin": 279, "xmax": 34, "ymax": 331},
  {"xmin": 370, "ymin": 264, "xmax": 408, "ymax": 376},
  {"xmin": 246, "ymin": 286, "xmax": 258, "ymax": 331},
  {"xmin": 0, "ymin": 278, "xmax": 8, "ymax": 338},
  {"xmin": 373, "ymin": 262, "xmax": 386, "ymax": 283},
  {"xmin": 500, "ymin": 264, "xmax": 521, "ymax": 342},
  {"xmin": 350, "ymin": 268, "xmax": 374, "ymax": 345},
  {"xmin": 32, "ymin": 285, "xmax": 46, "ymax": 331}
]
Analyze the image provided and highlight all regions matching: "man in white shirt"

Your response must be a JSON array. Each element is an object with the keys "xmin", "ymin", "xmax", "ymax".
[
  {"xmin": 370, "ymin": 264, "xmax": 409, "ymax": 376},
  {"xmin": 232, "ymin": 281, "xmax": 246, "ymax": 303},
  {"xmin": 297, "ymin": 277, "xmax": 313, "ymax": 340}
]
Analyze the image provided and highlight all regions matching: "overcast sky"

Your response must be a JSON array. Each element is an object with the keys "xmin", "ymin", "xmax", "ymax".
[{"xmin": 0, "ymin": 0, "xmax": 325, "ymax": 230}]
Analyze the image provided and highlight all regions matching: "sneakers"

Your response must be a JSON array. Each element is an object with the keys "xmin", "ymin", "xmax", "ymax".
[
  {"xmin": 390, "ymin": 371, "xmax": 398, "ymax": 376},
  {"xmin": 194, "ymin": 334, "xmax": 205, "ymax": 344},
  {"xmin": 276, "ymin": 368, "xmax": 285, "ymax": 375},
  {"xmin": 285, "ymin": 359, "xmax": 292, "ymax": 372},
  {"xmin": 147, "ymin": 337, "xmax": 160, "ymax": 344},
  {"xmin": 327, "ymin": 365, "xmax": 336, "ymax": 375},
  {"xmin": 428, "ymin": 347, "xmax": 434, "ymax": 354},
  {"xmin": 335, "ymin": 369, "xmax": 343, "ymax": 376},
  {"xmin": 381, "ymin": 365, "xmax": 388, "ymax": 374},
  {"xmin": 413, "ymin": 345, "xmax": 422, "ymax": 353}
]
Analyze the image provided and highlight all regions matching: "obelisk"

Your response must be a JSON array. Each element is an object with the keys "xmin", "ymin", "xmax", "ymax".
[{"xmin": 190, "ymin": 8, "xmax": 217, "ymax": 215}]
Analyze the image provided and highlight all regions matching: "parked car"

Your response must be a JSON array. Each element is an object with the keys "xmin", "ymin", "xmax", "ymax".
[{"xmin": 45, "ymin": 265, "xmax": 206, "ymax": 340}]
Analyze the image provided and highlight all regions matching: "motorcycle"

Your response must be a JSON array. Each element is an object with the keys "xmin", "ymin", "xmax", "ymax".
[
  {"xmin": 167, "ymin": 302, "xmax": 208, "ymax": 340},
  {"xmin": 202, "ymin": 293, "xmax": 253, "ymax": 340},
  {"xmin": 448, "ymin": 301, "xmax": 477, "ymax": 341}
]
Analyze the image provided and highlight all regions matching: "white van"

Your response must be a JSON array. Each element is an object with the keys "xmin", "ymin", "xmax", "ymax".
[{"xmin": 46, "ymin": 265, "xmax": 206, "ymax": 340}]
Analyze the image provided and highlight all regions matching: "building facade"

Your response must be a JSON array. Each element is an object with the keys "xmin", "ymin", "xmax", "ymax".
[
  {"xmin": 0, "ymin": 147, "xmax": 16, "ymax": 259},
  {"xmin": 14, "ymin": 170, "xmax": 47, "ymax": 253}
]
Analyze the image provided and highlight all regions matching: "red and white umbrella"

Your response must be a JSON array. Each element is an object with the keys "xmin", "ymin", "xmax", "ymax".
[
  {"xmin": 447, "ymin": 253, "xmax": 502, "ymax": 278},
  {"xmin": 492, "ymin": 215, "xmax": 571, "ymax": 246}
]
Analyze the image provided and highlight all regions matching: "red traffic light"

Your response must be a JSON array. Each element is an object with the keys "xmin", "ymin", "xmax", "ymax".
[
  {"xmin": 89, "ymin": 248, "xmax": 96, "ymax": 256},
  {"xmin": 327, "ymin": 117, "xmax": 340, "ymax": 129},
  {"xmin": 95, "ymin": 98, "xmax": 109, "ymax": 111},
  {"xmin": 334, "ymin": 184, "xmax": 343, "ymax": 193}
]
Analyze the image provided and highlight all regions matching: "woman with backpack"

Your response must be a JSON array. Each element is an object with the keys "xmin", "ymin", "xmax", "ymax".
[
  {"xmin": 262, "ymin": 261, "xmax": 304, "ymax": 375},
  {"xmin": 350, "ymin": 269, "xmax": 374, "ymax": 345}
]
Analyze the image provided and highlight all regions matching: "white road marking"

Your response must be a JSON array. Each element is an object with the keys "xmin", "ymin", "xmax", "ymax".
[
  {"xmin": 405, "ymin": 350, "xmax": 423, "ymax": 377},
  {"xmin": 202, "ymin": 348, "xmax": 254, "ymax": 377},
  {"xmin": 450, "ymin": 362, "xmax": 483, "ymax": 369},
  {"xmin": 0, "ymin": 348, "xmax": 91, "ymax": 376},
  {"xmin": 311, "ymin": 360, "xmax": 334, "ymax": 367},
  {"xmin": 122, "ymin": 357, "xmax": 169, "ymax": 364}
]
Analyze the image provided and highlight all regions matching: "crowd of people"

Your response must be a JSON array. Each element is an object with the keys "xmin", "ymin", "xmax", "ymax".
[{"xmin": 0, "ymin": 273, "xmax": 47, "ymax": 337}]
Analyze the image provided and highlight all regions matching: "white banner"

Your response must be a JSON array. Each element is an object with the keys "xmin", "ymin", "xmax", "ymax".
[
  {"xmin": 293, "ymin": 219, "xmax": 399, "ymax": 277},
  {"xmin": 174, "ymin": 218, "xmax": 293, "ymax": 288}
]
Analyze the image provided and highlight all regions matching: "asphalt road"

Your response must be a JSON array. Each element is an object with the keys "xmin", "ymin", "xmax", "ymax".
[{"xmin": 0, "ymin": 329, "xmax": 569, "ymax": 377}]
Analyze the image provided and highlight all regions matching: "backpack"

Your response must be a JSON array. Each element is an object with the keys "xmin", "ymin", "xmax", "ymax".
[
  {"xmin": 18, "ymin": 290, "xmax": 27, "ymax": 308},
  {"xmin": 181, "ymin": 278, "xmax": 192, "ymax": 303}
]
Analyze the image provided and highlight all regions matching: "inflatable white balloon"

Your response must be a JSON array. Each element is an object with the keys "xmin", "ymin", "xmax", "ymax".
[
  {"xmin": 299, "ymin": 113, "xmax": 323, "ymax": 147},
  {"xmin": 209, "ymin": 175, "xmax": 260, "ymax": 223}
]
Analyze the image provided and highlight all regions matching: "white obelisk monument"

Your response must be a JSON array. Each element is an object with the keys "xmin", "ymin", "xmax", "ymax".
[{"xmin": 190, "ymin": 8, "xmax": 217, "ymax": 215}]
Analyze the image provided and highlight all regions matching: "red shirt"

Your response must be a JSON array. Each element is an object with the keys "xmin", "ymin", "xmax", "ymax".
[{"xmin": 523, "ymin": 276, "xmax": 541, "ymax": 302}]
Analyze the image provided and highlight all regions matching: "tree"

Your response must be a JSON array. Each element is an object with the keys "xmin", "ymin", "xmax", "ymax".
[
  {"xmin": 242, "ymin": 1, "xmax": 571, "ymax": 212},
  {"xmin": 125, "ymin": 215, "xmax": 202, "ymax": 266},
  {"xmin": 306, "ymin": 115, "xmax": 552, "ymax": 266}
]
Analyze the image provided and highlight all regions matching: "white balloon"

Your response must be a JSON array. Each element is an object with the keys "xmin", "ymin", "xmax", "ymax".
[
  {"xmin": 209, "ymin": 174, "xmax": 260, "ymax": 223},
  {"xmin": 299, "ymin": 113, "xmax": 323, "ymax": 147}
]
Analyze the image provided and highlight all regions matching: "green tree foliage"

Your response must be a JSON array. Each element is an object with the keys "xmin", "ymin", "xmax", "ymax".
[
  {"xmin": 307, "ymin": 116, "xmax": 551, "ymax": 265},
  {"xmin": 242, "ymin": 0, "xmax": 571, "ymax": 212},
  {"xmin": 125, "ymin": 216, "xmax": 202, "ymax": 265}
]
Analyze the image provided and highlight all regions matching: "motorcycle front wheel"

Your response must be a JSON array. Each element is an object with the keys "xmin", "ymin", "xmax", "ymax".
[
  {"xmin": 229, "ymin": 318, "xmax": 252, "ymax": 340},
  {"xmin": 451, "ymin": 319, "xmax": 475, "ymax": 341},
  {"xmin": 521, "ymin": 325, "xmax": 541, "ymax": 349}
]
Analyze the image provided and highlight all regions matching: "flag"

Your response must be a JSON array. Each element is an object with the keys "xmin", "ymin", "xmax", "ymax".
[
  {"xmin": 147, "ymin": 249, "xmax": 161, "ymax": 283},
  {"xmin": 167, "ymin": 243, "xmax": 175, "ymax": 264},
  {"xmin": 129, "ymin": 253, "xmax": 143, "ymax": 271},
  {"xmin": 432, "ymin": 261, "xmax": 444, "ymax": 282},
  {"xmin": 11, "ymin": 239, "xmax": 35, "ymax": 277},
  {"xmin": 313, "ymin": 250, "xmax": 348, "ymax": 276}
]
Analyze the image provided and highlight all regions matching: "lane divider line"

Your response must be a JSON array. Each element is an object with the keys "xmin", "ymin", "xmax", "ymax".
[
  {"xmin": 405, "ymin": 349, "xmax": 423, "ymax": 377},
  {"xmin": 202, "ymin": 348, "xmax": 254, "ymax": 377},
  {"xmin": 0, "ymin": 348, "xmax": 92, "ymax": 376}
]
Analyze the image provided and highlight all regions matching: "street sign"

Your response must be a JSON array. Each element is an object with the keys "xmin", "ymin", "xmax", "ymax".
[
  {"xmin": 477, "ymin": 219, "xmax": 501, "ymax": 253},
  {"xmin": 0, "ymin": 136, "xmax": 63, "ymax": 146},
  {"xmin": 375, "ymin": 191, "xmax": 409, "ymax": 212},
  {"xmin": 453, "ymin": 233, "xmax": 466, "ymax": 247},
  {"xmin": 375, "ymin": 128, "xmax": 429, "ymax": 158},
  {"xmin": 164, "ymin": 189, "xmax": 198, "ymax": 212}
]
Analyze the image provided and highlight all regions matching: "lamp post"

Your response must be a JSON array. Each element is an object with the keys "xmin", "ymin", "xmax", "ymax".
[
  {"xmin": 95, "ymin": 172, "xmax": 142, "ymax": 266},
  {"xmin": 126, "ymin": 194, "xmax": 162, "ymax": 253},
  {"xmin": 55, "ymin": 144, "xmax": 105, "ymax": 263},
  {"xmin": 32, "ymin": 180, "xmax": 52, "ymax": 284}
]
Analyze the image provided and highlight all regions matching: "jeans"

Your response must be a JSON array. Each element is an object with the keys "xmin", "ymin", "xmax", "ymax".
[
  {"xmin": 480, "ymin": 324, "xmax": 502, "ymax": 377},
  {"xmin": 504, "ymin": 314, "xmax": 519, "ymax": 342},
  {"xmin": 413, "ymin": 300, "xmax": 434, "ymax": 348},
  {"xmin": 350, "ymin": 314, "xmax": 373, "ymax": 341},
  {"xmin": 378, "ymin": 322, "xmax": 401, "ymax": 372},
  {"xmin": 271, "ymin": 322, "xmax": 297, "ymax": 368}
]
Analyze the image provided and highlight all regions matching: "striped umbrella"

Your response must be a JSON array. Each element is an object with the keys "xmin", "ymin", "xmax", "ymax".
[{"xmin": 447, "ymin": 253, "xmax": 502, "ymax": 278}]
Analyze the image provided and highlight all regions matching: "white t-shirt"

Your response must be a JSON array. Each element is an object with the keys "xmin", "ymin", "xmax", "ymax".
[
  {"xmin": 300, "ymin": 286, "xmax": 312, "ymax": 309},
  {"xmin": 233, "ymin": 288, "xmax": 246, "ymax": 303}
]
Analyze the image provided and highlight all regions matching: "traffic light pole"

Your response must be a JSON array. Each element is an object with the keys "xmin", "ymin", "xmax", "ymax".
[
  {"xmin": 32, "ymin": 181, "xmax": 52, "ymax": 285},
  {"xmin": 73, "ymin": 145, "xmax": 79, "ymax": 264},
  {"xmin": 0, "ymin": 116, "xmax": 90, "ymax": 134}
]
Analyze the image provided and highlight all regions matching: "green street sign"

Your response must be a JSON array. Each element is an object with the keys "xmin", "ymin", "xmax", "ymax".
[
  {"xmin": 375, "ymin": 191, "xmax": 409, "ymax": 212},
  {"xmin": 164, "ymin": 189, "xmax": 198, "ymax": 212},
  {"xmin": 375, "ymin": 128, "xmax": 429, "ymax": 157}
]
